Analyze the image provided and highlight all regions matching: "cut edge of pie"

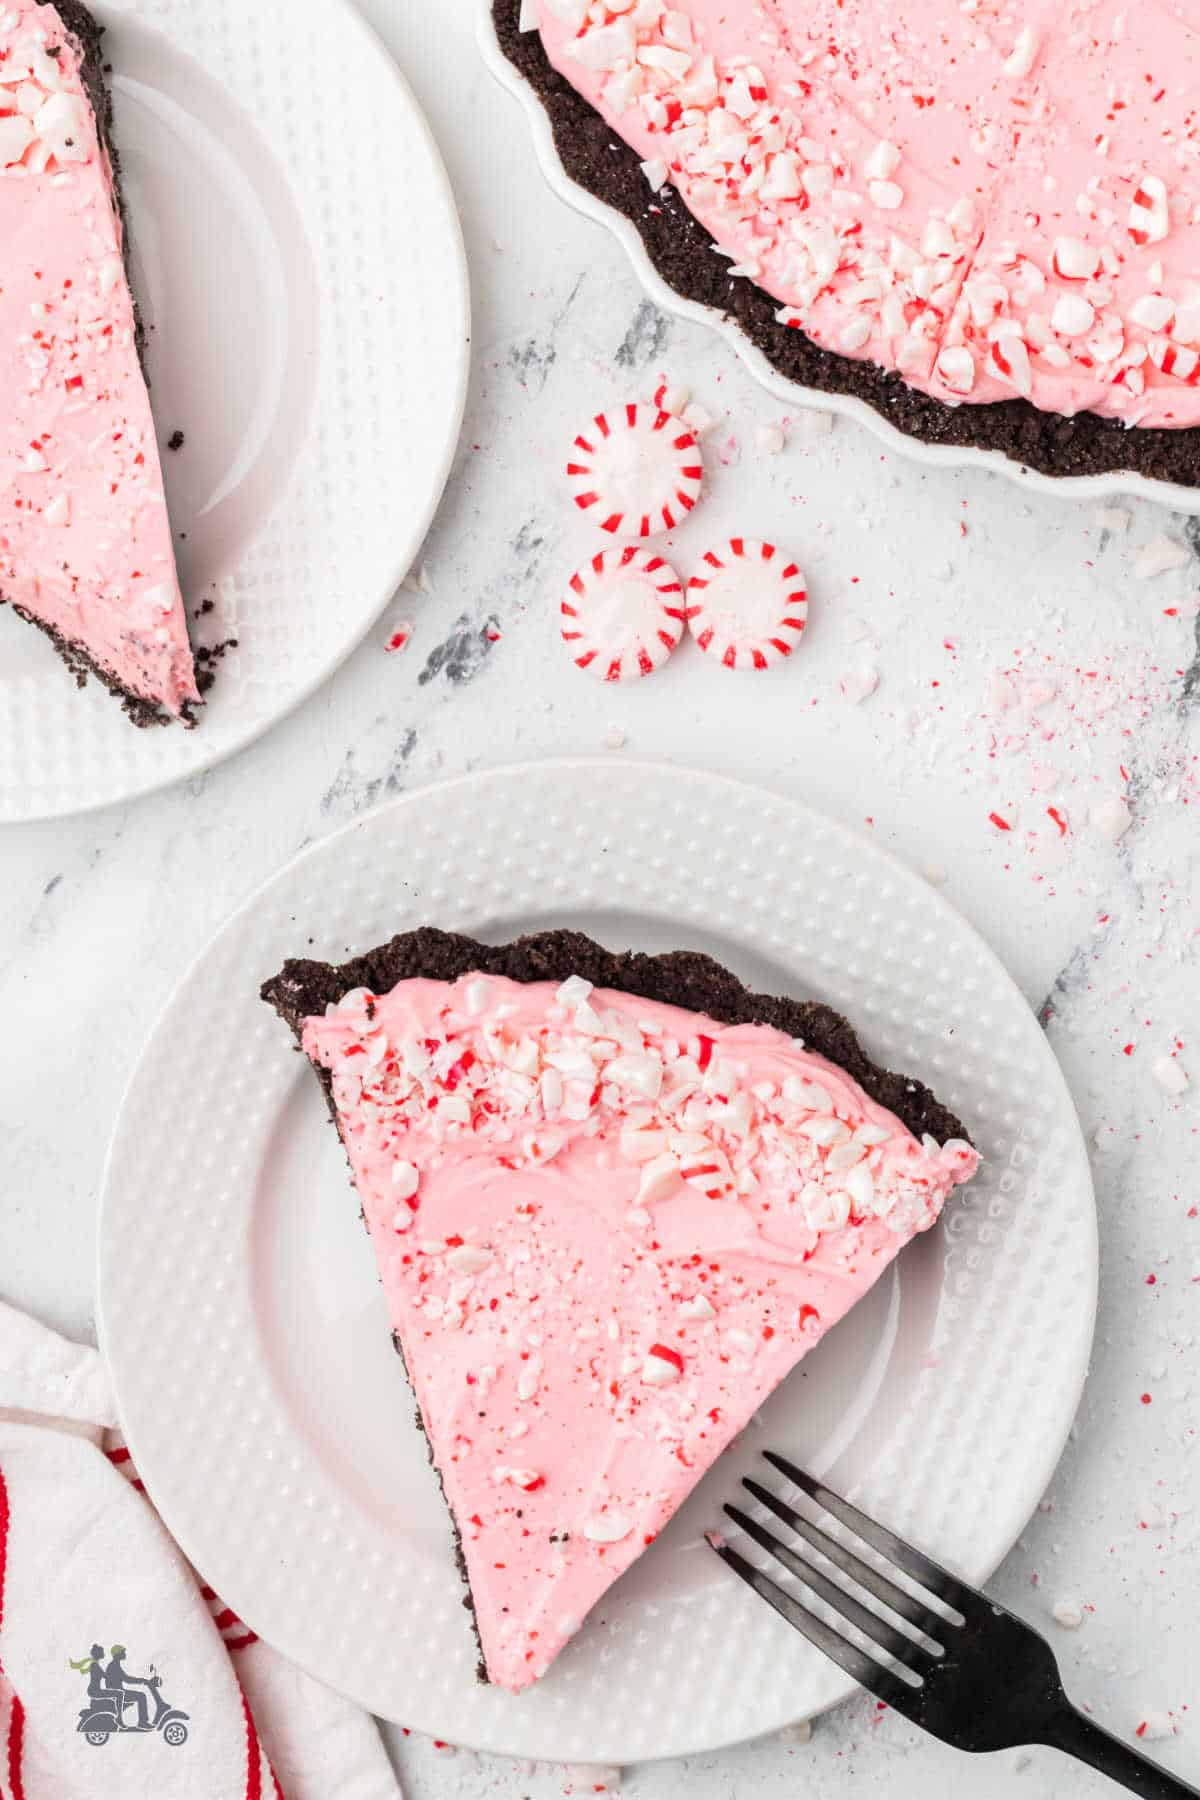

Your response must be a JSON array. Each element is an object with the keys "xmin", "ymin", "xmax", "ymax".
[{"xmin": 0, "ymin": 0, "xmax": 200, "ymax": 726}]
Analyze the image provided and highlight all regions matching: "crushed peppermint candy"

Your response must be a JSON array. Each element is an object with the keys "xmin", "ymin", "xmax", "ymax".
[
  {"xmin": 680, "ymin": 1293, "xmax": 716, "ymax": 1321},
  {"xmin": 1151, "ymin": 1056, "xmax": 1189, "ymax": 1097},
  {"xmin": 446, "ymin": 1243, "xmax": 494, "ymax": 1275},
  {"xmin": 838, "ymin": 667, "xmax": 880, "ymax": 705},
  {"xmin": 640, "ymin": 156, "xmax": 669, "ymax": 193},
  {"xmin": 652, "ymin": 376, "xmax": 690, "ymax": 416},
  {"xmin": 1002, "ymin": 25, "xmax": 1040, "ymax": 79},
  {"xmin": 582, "ymin": 1513, "xmax": 633, "ymax": 1544},
  {"xmin": 492, "ymin": 1466, "xmax": 544, "ymax": 1491},
  {"xmin": 1129, "ymin": 178, "xmax": 1169, "ymax": 249},
  {"xmin": 1135, "ymin": 1713, "xmax": 1178, "ymax": 1743},
  {"xmin": 392, "ymin": 1161, "xmax": 419, "ymax": 1200},
  {"xmin": 309, "ymin": 972, "xmax": 976, "ymax": 1259},
  {"xmin": 642, "ymin": 1343, "xmax": 685, "ymax": 1385}
]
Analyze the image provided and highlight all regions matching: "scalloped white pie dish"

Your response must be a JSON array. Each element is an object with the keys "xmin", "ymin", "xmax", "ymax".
[{"xmin": 481, "ymin": 4, "xmax": 1200, "ymax": 514}]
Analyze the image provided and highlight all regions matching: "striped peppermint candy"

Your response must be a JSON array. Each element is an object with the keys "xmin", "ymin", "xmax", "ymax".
[
  {"xmin": 560, "ymin": 545, "xmax": 686, "ymax": 681},
  {"xmin": 1128, "ymin": 175, "xmax": 1169, "ymax": 247},
  {"xmin": 686, "ymin": 537, "xmax": 808, "ymax": 670},
  {"xmin": 567, "ymin": 402, "xmax": 703, "ymax": 537}
]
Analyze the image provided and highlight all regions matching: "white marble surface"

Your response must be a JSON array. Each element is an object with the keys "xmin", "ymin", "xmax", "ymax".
[{"xmin": 3, "ymin": 0, "xmax": 1200, "ymax": 1793}]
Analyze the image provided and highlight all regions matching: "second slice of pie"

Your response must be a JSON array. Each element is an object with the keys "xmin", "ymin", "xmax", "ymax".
[
  {"xmin": 263, "ymin": 928, "xmax": 978, "ymax": 1693},
  {"xmin": 1, "ymin": 0, "xmax": 199, "ymax": 723}
]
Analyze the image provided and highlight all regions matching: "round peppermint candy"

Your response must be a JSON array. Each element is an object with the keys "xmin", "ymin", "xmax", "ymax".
[
  {"xmin": 686, "ymin": 537, "xmax": 808, "ymax": 670},
  {"xmin": 567, "ymin": 403, "xmax": 703, "ymax": 538},
  {"xmin": 560, "ymin": 546, "xmax": 686, "ymax": 681}
]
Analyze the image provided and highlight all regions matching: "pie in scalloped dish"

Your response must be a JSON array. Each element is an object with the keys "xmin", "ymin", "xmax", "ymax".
[
  {"xmin": 263, "ymin": 928, "xmax": 978, "ymax": 1693},
  {"xmin": 495, "ymin": 0, "xmax": 1200, "ymax": 485}
]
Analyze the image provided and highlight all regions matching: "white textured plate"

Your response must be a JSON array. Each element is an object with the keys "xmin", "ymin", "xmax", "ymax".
[
  {"xmin": 99, "ymin": 760, "xmax": 1097, "ymax": 1764},
  {"xmin": 480, "ymin": 5, "xmax": 1200, "ymax": 514},
  {"xmin": 0, "ymin": 0, "xmax": 468, "ymax": 822}
]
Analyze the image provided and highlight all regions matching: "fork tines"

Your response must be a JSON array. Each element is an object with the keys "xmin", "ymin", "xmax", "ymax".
[{"xmin": 708, "ymin": 1451, "xmax": 971, "ymax": 1715}]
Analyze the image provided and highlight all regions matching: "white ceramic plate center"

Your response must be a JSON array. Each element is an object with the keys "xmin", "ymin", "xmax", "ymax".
[{"xmin": 113, "ymin": 34, "xmax": 318, "ymax": 584}]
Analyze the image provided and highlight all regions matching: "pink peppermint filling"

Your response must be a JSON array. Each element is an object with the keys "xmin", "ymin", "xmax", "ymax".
[
  {"xmin": 301, "ymin": 970, "xmax": 978, "ymax": 1692},
  {"xmin": 0, "ymin": 2, "xmax": 196, "ymax": 714},
  {"xmin": 533, "ymin": 0, "xmax": 1200, "ymax": 428}
]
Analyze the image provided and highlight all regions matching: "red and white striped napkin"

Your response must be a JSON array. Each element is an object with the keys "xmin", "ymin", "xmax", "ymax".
[{"xmin": 0, "ymin": 1300, "xmax": 402, "ymax": 1799}]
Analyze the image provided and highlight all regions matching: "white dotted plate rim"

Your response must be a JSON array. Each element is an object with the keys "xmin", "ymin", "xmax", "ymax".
[
  {"xmin": 478, "ymin": 2, "xmax": 1200, "ymax": 514},
  {"xmin": 0, "ymin": 0, "xmax": 469, "ymax": 822},
  {"xmin": 98, "ymin": 759, "xmax": 1098, "ymax": 1763}
]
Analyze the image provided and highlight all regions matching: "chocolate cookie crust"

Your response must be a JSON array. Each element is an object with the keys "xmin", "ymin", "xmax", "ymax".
[
  {"xmin": 494, "ymin": 0, "xmax": 1200, "ymax": 487},
  {"xmin": 12, "ymin": 604, "xmax": 175, "ymax": 728},
  {"xmin": 262, "ymin": 924, "xmax": 971, "ymax": 1149},
  {"xmin": 0, "ymin": 0, "xmax": 201, "ymax": 728}
]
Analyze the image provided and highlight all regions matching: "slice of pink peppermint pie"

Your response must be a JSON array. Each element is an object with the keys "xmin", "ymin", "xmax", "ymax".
[
  {"xmin": 263, "ymin": 929, "xmax": 978, "ymax": 1693},
  {"xmin": 0, "ymin": 0, "xmax": 199, "ymax": 723}
]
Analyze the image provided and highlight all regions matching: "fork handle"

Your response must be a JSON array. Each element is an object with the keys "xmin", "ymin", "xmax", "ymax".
[{"xmin": 1043, "ymin": 1705, "xmax": 1200, "ymax": 1798}]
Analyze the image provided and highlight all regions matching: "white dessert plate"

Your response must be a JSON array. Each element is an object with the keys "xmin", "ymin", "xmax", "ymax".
[
  {"xmin": 480, "ymin": 4, "xmax": 1200, "ymax": 514},
  {"xmin": 99, "ymin": 759, "xmax": 1097, "ymax": 1764},
  {"xmin": 0, "ymin": 0, "xmax": 468, "ymax": 823}
]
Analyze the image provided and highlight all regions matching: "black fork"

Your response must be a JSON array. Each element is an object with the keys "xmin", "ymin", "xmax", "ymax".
[{"xmin": 709, "ymin": 1452, "xmax": 1198, "ymax": 1798}]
